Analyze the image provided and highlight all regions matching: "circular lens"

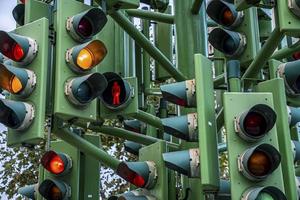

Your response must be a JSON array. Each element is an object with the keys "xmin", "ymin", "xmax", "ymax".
[
  {"xmin": 78, "ymin": 17, "xmax": 93, "ymax": 37},
  {"xmin": 50, "ymin": 155, "xmax": 65, "ymax": 175},
  {"xmin": 248, "ymin": 150, "xmax": 271, "ymax": 176},
  {"xmin": 76, "ymin": 82, "xmax": 92, "ymax": 103},
  {"xmin": 50, "ymin": 185, "xmax": 63, "ymax": 200},
  {"xmin": 12, "ymin": 43, "xmax": 24, "ymax": 61},
  {"xmin": 244, "ymin": 112, "xmax": 267, "ymax": 137},
  {"xmin": 222, "ymin": 37, "xmax": 236, "ymax": 55},
  {"xmin": 7, "ymin": 112, "xmax": 19, "ymax": 128},
  {"xmin": 11, "ymin": 75, "xmax": 22, "ymax": 94},
  {"xmin": 133, "ymin": 174, "xmax": 145, "ymax": 187},
  {"xmin": 77, "ymin": 48, "xmax": 93, "ymax": 70},
  {"xmin": 221, "ymin": 8, "xmax": 234, "ymax": 26},
  {"xmin": 256, "ymin": 192, "xmax": 274, "ymax": 200}
]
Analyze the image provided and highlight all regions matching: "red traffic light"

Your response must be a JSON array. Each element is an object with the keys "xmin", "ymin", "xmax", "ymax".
[
  {"xmin": 116, "ymin": 161, "xmax": 157, "ymax": 189},
  {"xmin": 292, "ymin": 52, "xmax": 300, "ymax": 60},
  {"xmin": 41, "ymin": 151, "xmax": 72, "ymax": 175},
  {"xmin": 0, "ymin": 31, "xmax": 37, "ymax": 65}
]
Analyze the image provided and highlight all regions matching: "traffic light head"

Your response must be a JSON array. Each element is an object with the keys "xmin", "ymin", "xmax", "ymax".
[
  {"xmin": 0, "ymin": 99, "xmax": 34, "ymax": 131},
  {"xmin": 288, "ymin": 0, "xmax": 300, "ymax": 18},
  {"xmin": 208, "ymin": 28, "xmax": 246, "ymax": 57},
  {"xmin": 161, "ymin": 113, "xmax": 198, "ymax": 141},
  {"xmin": 116, "ymin": 161, "xmax": 157, "ymax": 189},
  {"xmin": 41, "ymin": 150, "xmax": 72, "ymax": 176},
  {"xmin": 66, "ymin": 8, "xmax": 107, "ymax": 42},
  {"xmin": 0, "ymin": 31, "xmax": 37, "ymax": 65},
  {"xmin": 160, "ymin": 79, "xmax": 196, "ymax": 107},
  {"xmin": 124, "ymin": 119, "xmax": 143, "ymax": 133},
  {"xmin": 12, "ymin": 3, "xmax": 25, "ymax": 26},
  {"xmin": 66, "ymin": 40, "xmax": 107, "ymax": 73},
  {"xmin": 242, "ymin": 186, "xmax": 287, "ymax": 200},
  {"xmin": 235, "ymin": 104, "xmax": 276, "ymax": 142},
  {"xmin": 278, "ymin": 60, "xmax": 300, "ymax": 96},
  {"xmin": 162, "ymin": 148, "xmax": 199, "ymax": 178},
  {"xmin": 238, "ymin": 144, "xmax": 281, "ymax": 181},
  {"xmin": 207, "ymin": 0, "xmax": 244, "ymax": 29},
  {"xmin": 100, "ymin": 72, "xmax": 132, "ymax": 110},
  {"xmin": 0, "ymin": 62, "xmax": 36, "ymax": 98},
  {"xmin": 18, "ymin": 184, "xmax": 37, "ymax": 200},
  {"xmin": 65, "ymin": 72, "xmax": 107, "ymax": 106},
  {"xmin": 38, "ymin": 179, "xmax": 71, "ymax": 200},
  {"xmin": 124, "ymin": 141, "xmax": 142, "ymax": 156}
]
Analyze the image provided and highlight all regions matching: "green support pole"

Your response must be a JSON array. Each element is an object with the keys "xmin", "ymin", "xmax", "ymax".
[
  {"xmin": 135, "ymin": 42, "xmax": 144, "ymax": 108},
  {"xmin": 131, "ymin": 110, "xmax": 164, "ymax": 130},
  {"xmin": 142, "ymin": 11, "xmax": 151, "ymax": 102},
  {"xmin": 227, "ymin": 60, "xmax": 241, "ymax": 92},
  {"xmin": 214, "ymin": 74, "xmax": 226, "ymax": 88},
  {"xmin": 53, "ymin": 124, "xmax": 120, "ymax": 170},
  {"xmin": 242, "ymin": 27, "xmax": 283, "ymax": 82},
  {"xmin": 191, "ymin": 0, "xmax": 203, "ymax": 15},
  {"xmin": 109, "ymin": 10, "xmax": 187, "ymax": 82},
  {"xmin": 271, "ymin": 40, "xmax": 300, "ymax": 60},
  {"xmin": 126, "ymin": 9, "xmax": 174, "ymax": 24},
  {"xmin": 146, "ymin": 105, "xmax": 158, "ymax": 138}
]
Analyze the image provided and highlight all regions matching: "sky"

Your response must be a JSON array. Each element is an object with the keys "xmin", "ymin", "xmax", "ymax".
[{"xmin": 0, "ymin": 0, "xmax": 17, "ymax": 32}]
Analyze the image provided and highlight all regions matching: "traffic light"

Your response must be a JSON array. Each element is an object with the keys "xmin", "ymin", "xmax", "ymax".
[
  {"xmin": 39, "ymin": 140, "xmax": 81, "ymax": 200},
  {"xmin": 108, "ymin": 189, "xmax": 156, "ymax": 200},
  {"xmin": 53, "ymin": 0, "xmax": 108, "ymax": 122},
  {"xmin": 234, "ymin": 0, "xmax": 275, "ymax": 11},
  {"xmin": 288, "ymin": 106, "xmax": 300, "ymax": 127},
  {"xmin": 278, "ymin": 60, "xmax": 300, "ymax": 96},
  {"xmin": 207, "ymin": 0, "xmax": 259, "ymax": 67},
  {"xmin": 160, "ymin": 79, "xmax": 196, "ymax": 107},
  {"xmin": 161, "ymin": 113, "xmax": 198, "ymax": 141},
  {"xmin": 18, "ymin": 184, "xmax": 37, "ymax": 199},
  {"xmin": 124, "ymin": 119, "xmax": 144, "ymax": 133},
  {"xmin": 162, "ymin": 148, "xmax": 199, "ymax": 178},
  {"xmin": 0, "ymin": 18, "xmax": 49, "ymax": 147},
  {"xmin": 223, "ymin": 92, "xmax": 286, "ymax": 199},
  {"xmin": 124, "ymin": 141, "xmax": 142, "ymax": 156},
  {"xmin": 12, "ymin": 1, "xmax": 25, "ymax": 26},
  {"xmin": 116, "ymin": 161, "xmax": 157, "ymax": 189}
]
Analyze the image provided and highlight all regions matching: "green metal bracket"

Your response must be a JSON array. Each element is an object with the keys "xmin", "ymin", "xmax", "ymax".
[
  {"xmin": 126, "ymin": 9, "xmax": 174, "ymax": 24},
  {"xmin": 195, "ymin": 54, "xmax": 219, "ymax": 190},
  {"xmin": 25, "ymin": 0, "xmax": 50, "ymax": 24}
]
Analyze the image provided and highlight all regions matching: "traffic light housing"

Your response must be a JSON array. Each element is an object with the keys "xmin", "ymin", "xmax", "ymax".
[
  {"xmin": 12, "ymin": 2, "xmax": 25, "ymax": 26},
  {"xmin": 207, "ymin": 0, "xmax": 260, "ymax": 67},
  {"xmin": 234, "ymin": 0, "xmax": 275, "ymax": 11},
  {"xmin": 278, "ymin": 60, "xmax": 300, "ymax": 96},
  {"xmin": 0, "ymin": 18, "xmax": 49, "ymax": 147},
  {"xmin": 39, "ymin": 140, "xmax": 81, "ymax": 200},
  {"xmin": 223, "ymin": 92, "xmax": 286, "ymax": 199},
  {"xmin": 53, "ymin": 0, "xmax": 108, "ymax": 122},
  {"xmin": 108, "ymin": 189, "xmax": 156, "ymax": 200}
]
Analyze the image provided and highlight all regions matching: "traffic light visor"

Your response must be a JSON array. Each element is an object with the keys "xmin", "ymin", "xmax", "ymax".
[
  {"xmin": 242, "ymin": 186, "xmax": 287, "ymax": 200},
  {"xmin": 38, "ymin": 179, "xmax": 70, "ymax": 200},
  {"xmin": 12, "ymin": 3, "xmax": 25, "ymax": 26}
]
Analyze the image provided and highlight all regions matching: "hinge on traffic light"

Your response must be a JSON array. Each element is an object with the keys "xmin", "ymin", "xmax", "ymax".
[{"xmin": 49, "ymin": 24, "xmax": 56, "ymax": 45}]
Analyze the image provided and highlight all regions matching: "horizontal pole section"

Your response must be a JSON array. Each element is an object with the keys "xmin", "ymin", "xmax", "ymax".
[
  {"xmin": 126, "ymin": 9, "xmax": 174, "ymax": 24},
  {"xmin": 242, "ymin": 27, "xmax": 283, "ymax": 81},
  {"xmin": 214, "ymin": 73, "xmax": 226, "ymax": 88},
  {"xmin": 271, "ymin": 41, "xmax": 300, "ymax": 60},
  {"xmin": 191, "ymin": 0, "xmax": 203, "ymax": 14},
  {"xmin": 54, "ymin": 127, "xmax": 120, "ymax": 170},
  {"xmin": 109, "ymin": 10, "xmax": 187, "ymax": 82},
  {"xmin": 132, "ymin": 110, "xmax": 164, "ymax": 130}
]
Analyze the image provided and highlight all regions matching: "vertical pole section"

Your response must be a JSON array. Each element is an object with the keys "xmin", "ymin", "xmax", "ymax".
[
  {"xmin": 191, "ymin": 0, "xmax": 204, "ymax": 14},
  {"xmin": 109, "ymin": 10, "xmax": 187, "ymax": 82},
  {"xmin": 125, "ymin": 9, "xmax": 174, "ymax": 24},
  {"xmin": 131, "ymin": 110, "xmax": 164, "ymax": 130},
  {"xmin": 53, "ymin": 127, "xmax": 120, "ymax": 170},
  {"xmin": 142, "ymin": 10, "xmax": 151, "ymax": 100},
  {"xmin": 195, "ymin": 54, "xmax": 219, "ymax": 190},
  {"xmin": 242, "ymin": 28, "xmax": 283, "ymax": 81},
  {"xmin": 227, "ymin": 60, "xmax": 241, "ymax": 92}
]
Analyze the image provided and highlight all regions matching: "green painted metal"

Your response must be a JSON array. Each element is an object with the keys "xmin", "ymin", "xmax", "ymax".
[
  {"xmin": 256, "ymin": 79, "xmax": 298, "ymax": 200},
  {"xmin": 191, "ymin": 0, "xmax": 203, "ymax": 14},
  {"xmin": 195, "ymin": 54, "xmax": 219, "ymax": 190},
  {"xmin": 43, "ymin": 140, "xmax": 81, "ymax": 199},
  {"xmin": 79, "ymin": 134, "xmax": 101, "ymax": 200},
  {"xmin": 25, "ymin": 0, "xmax": 50, "ymax": 24},
  {"xmin": 223, "ymin": 92, "xmax": 285, "ymax": 199},
  {"xmin": 271, "ymin": 40, "xmax": 300, "ymax": 60},
  {"xmin": 96, "ymin": 0, "xmax": 139, "ymax": 9},
  {"xmin": 8, "ymin": 18, "xmax": 49, "ymax": 147},
  {"xmin": 258, "ymin": 15, "xmax": 272, "ymax": 42},
  {"xmin": 109, "ymin": 10, "xmax": 187, "ymax": 82},
  {"xmin": 53, "ymin": 0, "xmax": 99, "ymax": 121},
  {"xmin": 242, "ymin": 27, "xmax": 283, "ymax": 81},
  {"xmin": 142, "ymin": 12, "xmax": 151, "ymax": 99},
  {"xmin": 126, "ymin": 9, "xmax": 174, "ymax": 24},
  {"xmin": 146, "ymin": 105, "xmax": 158, "ymax": 138},
  {"xmin": 139, "ymin": 141, "xmax": 168, "ymax": 199},
  {"xmin": 155, "ymin": 6, "xmax": 173, "ymax": 81},
  {"xmin": 130, "ymin": 110, "xmax": 163, "ymax": 130},
  {"xmin": 276, "ymin": 0, "xmax": 300, "ymax": 37}
]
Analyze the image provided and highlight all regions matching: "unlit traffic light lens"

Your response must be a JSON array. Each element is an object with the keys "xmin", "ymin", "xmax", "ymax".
[
  {"xmin": 244, "ymin": 113, "xmax": 267, "ymax": 137},
  {"xmin": 221, "ymin": 8, "xmax": 234, "ymax": 26},
  {"xmin": 39, "ymin": 179, "xmax": 70, "ymax": 200},
  {"xmin": 75, "ymin": 82, "xmax": 92, "ymax": 103},
  {"xmin": 247, "ymin": 150, "xmax": 271, "ymax": 177},
  {"xmin": 50, "ymin": 185, "xmax": 63, "ymax": 200},
  {"xmin": 78, "ymin": 17, "xmax": 93, "ymax": 37}
]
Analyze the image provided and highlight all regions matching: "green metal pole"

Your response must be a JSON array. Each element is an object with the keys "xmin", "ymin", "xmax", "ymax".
[
  {"xmin": 242, "ymin": 27, "xmax": 283, "ymax": 81},
  {"xmin": 146, "ymin": 105, "xmax": 158, "ymax": 138},
  {"xmin": 126, "ymin": 9, "xmax": 174, "ymax": 24},
  {"xmin": 271, "ymin": 40, "xmax": 300, "ymax": 60},
  {"xmin": 109, "ymin": 10, "xmax": 187, "ymax": 82},
  {"xmin": 131, "ymin": 110, "xmax": 164, "ymax": 130},
  {"xmin": 54, "ymin": 128, "xmax": 120, "ymax": 170},
  {"xmin": 214, "ymin": 74, "xmax": 226, "ymax": 88},
  {"xmin": 227, "ymin": 60, "xmax": 241, "ymax": 92}
]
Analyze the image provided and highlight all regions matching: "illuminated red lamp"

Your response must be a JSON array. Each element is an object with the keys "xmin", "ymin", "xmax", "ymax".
[
  {"xmin": 116, "ymin": 161, "xmax": 157, "ymax": 189},
  {"xmin": 292, "ymin": 52, "xmax": 300, "ymax": 60},
  {"xmin": 0, "ymin": 31, "xmax": 37, "ymax": 65},
  {"xmin": 41, "ymin": 151, "xmax": 72, "ymax": 176}
]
